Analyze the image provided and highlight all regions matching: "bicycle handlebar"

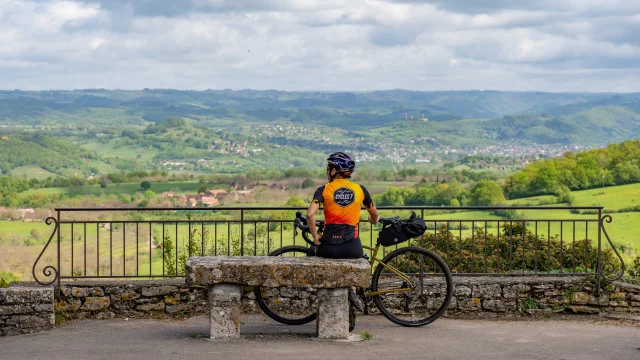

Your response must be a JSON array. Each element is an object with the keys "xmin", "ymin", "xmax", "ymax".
[{"xmin": 294, "ymin": 212, "xmax": 323, "ymax": 246}]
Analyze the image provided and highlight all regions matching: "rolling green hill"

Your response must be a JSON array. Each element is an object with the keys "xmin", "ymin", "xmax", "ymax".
[
  {"xmin": 2, "ymin": 89, "xmax": 640, "ymax": 177},
  {"xmin": 0, "ymin": 134, "xmax": 116, "ymax": 177},
  {"xmin": 2, "ymin": 89, "xmax": 636, "ymax": 147},
  {"xmin": 0, "ymin": 89, "xmax": 621, "ymax": 127}
]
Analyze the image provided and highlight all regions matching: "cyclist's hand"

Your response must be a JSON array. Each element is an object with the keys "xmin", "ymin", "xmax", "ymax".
[{"xmin": 313, "ymin": 233, "xmax": 321, "ymax": 245}]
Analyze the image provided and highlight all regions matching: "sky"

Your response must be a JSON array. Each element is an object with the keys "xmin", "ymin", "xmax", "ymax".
[{"xmin": 1, "ymin": 0, "xmax": 640, "ymax": 92}]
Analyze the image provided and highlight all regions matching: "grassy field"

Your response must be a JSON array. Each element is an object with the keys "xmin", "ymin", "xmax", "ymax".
[
  {"xmin": 506, "ymin": 185, "xmax": 640, "ymax": 261},
  {"xmin": 81, "ymin": 141, "xmax": 159, "ymax": 163},
  {"xmin": 10, "ymin": 165, "xmax": 58, "ymax": 179},
  {"xmin": 507, "ymin": 182, "xmax": 640, "ymax": 211}
]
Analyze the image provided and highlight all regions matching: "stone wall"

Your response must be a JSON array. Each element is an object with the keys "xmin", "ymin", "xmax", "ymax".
[
  {"xmin": 19, "ymin": 277, "xmax": 640, "ymax": 323},
  {"xmin": 0, "ymin": 286, "xmax": 54, "ymax": 337},
  {"xmin": 439, "ymin": 277, "xmax": 640, "ymax": 318},
  {"xmin": 55, "ymin": 280, "xmax": 210, "ymax": 320},
  {"xmin": 54, "ymin": 280, "xmax": 316, "ymax": 321}
]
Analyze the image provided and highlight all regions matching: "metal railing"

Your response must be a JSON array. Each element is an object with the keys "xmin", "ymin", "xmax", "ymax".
[{"xmin": 32, "ymin": 206, "xmax": 625, "ymax": 294}]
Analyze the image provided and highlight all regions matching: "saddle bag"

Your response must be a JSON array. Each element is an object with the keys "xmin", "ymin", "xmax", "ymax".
[{"xmin": 378, "ymin": 213, "xmax": 427, "ymax": 247}]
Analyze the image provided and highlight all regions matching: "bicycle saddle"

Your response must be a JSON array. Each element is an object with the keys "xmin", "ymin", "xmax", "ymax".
[{"xmin": 379, "ymin": 217, "xmax": 400, "ymax": 225}]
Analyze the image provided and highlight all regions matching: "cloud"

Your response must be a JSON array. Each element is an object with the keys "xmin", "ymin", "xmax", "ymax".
[{"xmin": 0, "ymin": 0, "xmax": 640, "ymax": 91}]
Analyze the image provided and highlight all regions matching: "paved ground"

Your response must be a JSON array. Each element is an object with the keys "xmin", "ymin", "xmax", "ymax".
[{"xmin": 1, "ymin": 315, "xmax": 639, "ymax": 360}]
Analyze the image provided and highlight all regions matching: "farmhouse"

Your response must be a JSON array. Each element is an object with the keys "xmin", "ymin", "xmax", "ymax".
[
  {"xmin": 200, "ymin": 196, "xmax": 219, "ymax": 207},
  {"xmin": 205, "ymin": 189, "xmax": 228, "ymax": 197},
  {"xmin": 23, "ymin": 210, "xmax": 52, "ymax": 222},
  {"xmin": 177, "ymin": 193, "xmax": 221, "ymax": 207},
  {"xmin": 17, "ymin": 208, "xmax": 35, "ymax": 218}
]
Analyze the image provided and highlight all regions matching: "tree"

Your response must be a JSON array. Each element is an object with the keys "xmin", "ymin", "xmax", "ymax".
[
  {"xmin": 470, "ymin": 180, "xmax": 506, "ymax": 206},
  {"xmin": 140, "ymin": 181, "xmax": 151, "ymax": 190},
  {"xmin": 432, "ymin": 181, "xmax": 463, "ymax": 206},
  {"xmin": 380, "ymin": 170, "xmax": 390, "ymax": 181},
  {"xmin": 198, "ymin": 185, "xmax": 207, "ymax": 194},
  {"xmin": 399, "ymin": 168, "xmax": 419, "ymax": 179},
  {"xmin": 98, "ymin": 176, "xmax": 109, "ymax": 188},
  {"xmin": 108, "ymin": 173, "xmax": 125, "ymax": 187},
  {"xmin": 409, "ymin": 187, "xmax": 434, "ymax": 205},
  {"xmin": 301, "ymin": 178, "xmax": 315, "ymax": 189},
  {"xmin": 530, "ymin": 163, "xmax": 559, "ymax": 194},
  {"xmin": 118, "ymin": 193, "xmax": 131, "ymax": 204},
  {"xmin": 285, "ymin": 196, "xmax": 306, "ymax": 207},
  {"xmin": 378, "ymin": 187, "xmax": 413, "ymax": 206},
  {"xmin": 143, "ymin": 190, "xmax": 156, "ymax": 200}
]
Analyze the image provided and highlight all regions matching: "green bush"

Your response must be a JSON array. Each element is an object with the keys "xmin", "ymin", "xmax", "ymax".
[
  {"xmin": 396, "ymin": 224, "xmax": 616, "ymax": 275},
  {"xmin": 301, "ymin": 178, "xmax": 315, "ymax": 189},
  {"xmin": 0, "ymin": 271, "xmax": 21, "ymax": 288},
  {"xmin": 627, "ymin": 257, "xmax": 640, "ymax": 280}
]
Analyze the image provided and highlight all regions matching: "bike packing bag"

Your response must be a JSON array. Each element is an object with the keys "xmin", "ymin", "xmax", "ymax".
[
  {"xmin": 378, "ymin": 214, "xmax": 427, "ymax": 247},
  {"xmin": 322, "ymin": 224, "xmax": 356, "ymax": 245}
]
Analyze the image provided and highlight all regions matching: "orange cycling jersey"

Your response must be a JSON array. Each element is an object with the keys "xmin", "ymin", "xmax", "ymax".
[{"xmin": 312, "ymin": 178, "xmax": 374, "ymax": 238}]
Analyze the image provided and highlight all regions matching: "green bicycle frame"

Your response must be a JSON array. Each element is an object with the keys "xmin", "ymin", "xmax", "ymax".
[{"xmin": 362, "ymin": 244, "xmax": 415, "ymax": 297}]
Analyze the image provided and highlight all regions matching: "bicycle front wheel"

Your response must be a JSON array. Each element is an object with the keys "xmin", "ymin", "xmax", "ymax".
[
  {"xmin": 254, "ymin": 246, "xmax": 317, "ymax": 325},
  {"xmin": 371, "ymin": 246, "xmax": 453, "ymax": 327}
]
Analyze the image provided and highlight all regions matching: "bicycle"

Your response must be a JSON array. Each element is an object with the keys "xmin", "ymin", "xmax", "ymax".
[{"xmin": 254, "ymin": 212, "xmax": 453, "ymax": 328}]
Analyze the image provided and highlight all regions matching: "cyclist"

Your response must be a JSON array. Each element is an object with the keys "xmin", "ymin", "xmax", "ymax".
[
  {"xmin": 306, "ymin": 152, "xmax": 380, "ymax": 258},
  {"xmin": 305, "ymin": 152, "xmax": 380, "ymax": 329}
]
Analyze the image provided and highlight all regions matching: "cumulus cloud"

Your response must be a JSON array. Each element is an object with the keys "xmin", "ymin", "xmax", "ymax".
[{"xmin": 0, "ymin": 0, "xmax": 639, "ymax": 91}]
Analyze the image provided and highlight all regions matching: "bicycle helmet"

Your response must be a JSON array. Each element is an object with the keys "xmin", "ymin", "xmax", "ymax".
[{"xmin": 327, "ymin": 152, "xmax": 355, "ymax": 179}]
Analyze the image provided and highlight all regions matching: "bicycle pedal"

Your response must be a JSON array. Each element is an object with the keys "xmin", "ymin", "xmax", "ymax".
[{"xmin": 348, "ymin": 289, "xmax": 364, "ymax": 312}]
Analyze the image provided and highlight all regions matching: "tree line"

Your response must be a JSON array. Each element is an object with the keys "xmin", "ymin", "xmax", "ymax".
[
  {"xmin": 504, "ymin": 139, "xmax": 640, "ymax": 198},
  {"xmin": 375, "ymin": 179, "xmax": 505, "ymax": 207}
]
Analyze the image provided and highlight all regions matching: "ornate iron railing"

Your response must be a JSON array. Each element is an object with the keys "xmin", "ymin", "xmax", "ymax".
[{"xmin": 32, "ymin": 206, "xmax": 624, "ymax": 294}]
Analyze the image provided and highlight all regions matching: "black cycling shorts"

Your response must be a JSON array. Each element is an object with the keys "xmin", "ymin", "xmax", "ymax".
[{"xmin": 316, "ymin": 237, "xmax": 364, "ymax": 259}]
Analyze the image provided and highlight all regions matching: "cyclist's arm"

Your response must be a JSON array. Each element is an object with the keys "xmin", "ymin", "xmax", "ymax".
[
  {"xmin": 361, "ymin": 185, "xmax": 380, "ymax": 225},
  {"xmin": 306, "ymin": 202, "xmax": 320, "ymax": 240},
  {"xmin": 307, "ymin": 186, "xmax": 325, "ymax": 244},
  {"xmin": 366, "ymin": 204, "xmax": 380, "ymax": 225}
]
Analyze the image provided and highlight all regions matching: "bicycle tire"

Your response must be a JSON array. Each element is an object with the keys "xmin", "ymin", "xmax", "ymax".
[
  {"xmin": 254, "ymin": 246, "xmax": 317, "ymax": 325},
  {"xmin": 371, "ymin": 246, "xmax": 453, "ymax": 327}
]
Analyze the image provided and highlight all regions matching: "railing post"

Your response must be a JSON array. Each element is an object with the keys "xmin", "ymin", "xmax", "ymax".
[
  {"xmin": 418, "ymin": 208, "xmax": 424, "ymax": 295},
  {"xmin": 57, "ymin": 210, "xmax": 61, "ymax": 295},
  {"xmin": 240, "ymin": 209, "xmax": 244, "ymax": 256},
  {"xmin": 596, "ymin": 208, "xmax": 602, "ymax": 296}
]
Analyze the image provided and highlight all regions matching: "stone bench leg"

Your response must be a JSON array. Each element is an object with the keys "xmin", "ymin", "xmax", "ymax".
[
  {"xmin": 208, "ymin": 284, "xmax": 242, "ymax": 340},
  {"xmin": 316, "ymin": 287, "xmax": 349, "ymax": 340}
]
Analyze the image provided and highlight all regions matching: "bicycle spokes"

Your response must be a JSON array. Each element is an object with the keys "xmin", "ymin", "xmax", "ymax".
[{"xmin": 371, "ymin": 247, "xmax": 453, "ymax": 326}]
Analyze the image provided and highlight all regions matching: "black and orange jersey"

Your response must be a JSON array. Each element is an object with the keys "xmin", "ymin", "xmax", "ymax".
[{"xmin": 312, "ymin": 179, "xmax": 374, "ymax": 238}]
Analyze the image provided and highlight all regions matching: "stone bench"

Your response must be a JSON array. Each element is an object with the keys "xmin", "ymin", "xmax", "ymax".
[{"xmin": 185, "ymin": 256, "xmax": 370, "ymax": 340}]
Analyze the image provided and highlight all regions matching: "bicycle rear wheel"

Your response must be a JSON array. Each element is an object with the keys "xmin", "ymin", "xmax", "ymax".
[
  {"xmin": 371, "ymin": 246, "xmax": 453, "ymax": 327},
  {"xmin": 254, "ymin": 246, "xmax": 317, "ymax": 325}
]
